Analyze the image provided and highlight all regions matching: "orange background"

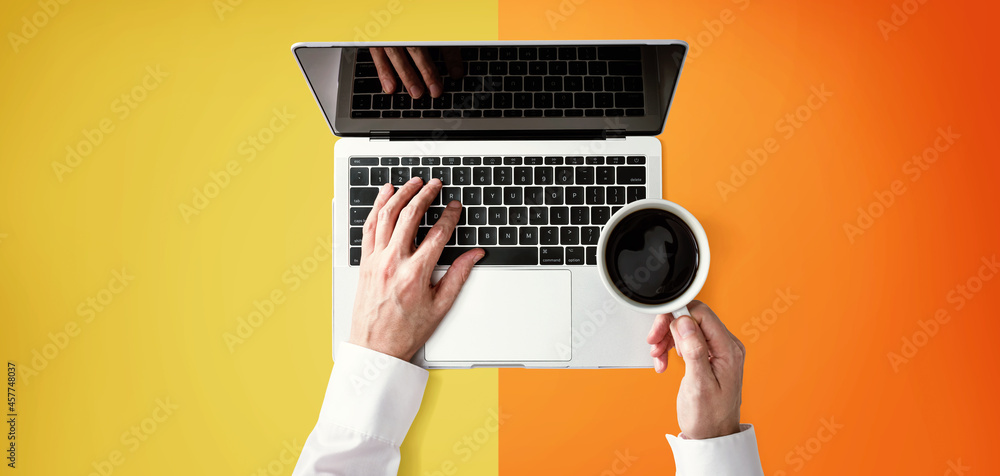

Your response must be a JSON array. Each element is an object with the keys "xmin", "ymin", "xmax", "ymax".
[{"xmin": 498, "ymin": 1, "xmax": 1000, "ymax": 475}]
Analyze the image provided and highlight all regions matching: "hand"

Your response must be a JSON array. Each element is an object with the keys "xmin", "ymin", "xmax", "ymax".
[
  {"xmin": 369, "ymin": 46, "xmax": 463, "ymax": 98},
  {"xmin": 647, "ymin": 301, "xmax": 745, "ymax": 439},
  {"xmin": 349, "ymin": 178, "xmax": 484, "ymax": 361}
]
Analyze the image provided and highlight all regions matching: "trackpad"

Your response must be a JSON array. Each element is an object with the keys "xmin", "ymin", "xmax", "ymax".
[{"xmin": 425, "ymin": 269, "xmax": 571, "ymax": 362}]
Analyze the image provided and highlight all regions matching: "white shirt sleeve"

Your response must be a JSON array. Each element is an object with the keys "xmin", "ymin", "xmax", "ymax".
[
  {"xmin": 291, "ymin": 342, "xmax": 429, "ymax": 476},
  {"xmin": 665, "ymin": 424, "xmax": 765, "ymax": 476}
]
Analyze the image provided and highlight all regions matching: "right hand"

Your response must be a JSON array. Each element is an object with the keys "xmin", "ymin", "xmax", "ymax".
[
  {"xmin": 648, "ymin": 301, "xmax": 745, "ymax": 440},
  {"xmin": 369, "ymin": 46, "xmax": 463, "ymax": 98}
]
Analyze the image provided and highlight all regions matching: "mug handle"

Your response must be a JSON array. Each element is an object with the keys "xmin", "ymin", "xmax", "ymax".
[{"xmin": 671, "ymin": 305, "xmax": 690, "ymax": 319}]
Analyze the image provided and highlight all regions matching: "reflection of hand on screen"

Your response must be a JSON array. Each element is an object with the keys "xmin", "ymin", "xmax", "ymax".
[{"xmin": 369, "ymin": 46, "xmax": 463, "ymax": 98}]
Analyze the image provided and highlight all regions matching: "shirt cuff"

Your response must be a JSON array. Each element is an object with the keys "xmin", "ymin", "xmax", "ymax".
[
  {"xmin": 320, "ymin": 342, "xmax": 429, "ymax": 447},
  {"xmin": 665, "ymin": 424, "xmax": 765, "ymax": 476}
]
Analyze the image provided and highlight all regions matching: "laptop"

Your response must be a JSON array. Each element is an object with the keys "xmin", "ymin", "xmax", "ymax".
[{"xmin": 292, "ymin": 40, "xmax": 687, "ymax": 368}]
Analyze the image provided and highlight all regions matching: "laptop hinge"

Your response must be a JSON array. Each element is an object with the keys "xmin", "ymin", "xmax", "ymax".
[
  {"xmin": 370, "ymin": 130, "xmax": 390, "ymax": 141},
  {"xmin": 603, "ymin": 129, "xmax": 627, "ymax": 140}
]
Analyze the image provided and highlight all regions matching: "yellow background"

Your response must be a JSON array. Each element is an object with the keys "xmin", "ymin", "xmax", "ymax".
[{"xmin": 1, "ymin": 1, "xmax": 500, "ymax": 475}]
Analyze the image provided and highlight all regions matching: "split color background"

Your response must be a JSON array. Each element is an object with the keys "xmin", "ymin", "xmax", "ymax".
[{"xmin": 1, "ymin": 0, "xmax": 998, "ymax": 475}]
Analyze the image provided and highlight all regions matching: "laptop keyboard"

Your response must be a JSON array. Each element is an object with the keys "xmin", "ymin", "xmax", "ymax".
[
  {"xmin": 350, "ymin": 46, "xmax": 646, "ymax": 119},
  {"xmin": 347, "ymin": 155, "xmax": 647, "ymax": 266}
]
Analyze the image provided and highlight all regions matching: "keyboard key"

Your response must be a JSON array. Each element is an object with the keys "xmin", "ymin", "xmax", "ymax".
[
  {"xmin": 433, "ymin": 94, "xmax": 452, "ymax": 109},
  {"xmin": 519, "ymin": 47, "xmax": 537, "ymax": 60},
  {"xmin": 509, "ymin": 61, "xmax": 528, "ymax": 75},
  {"xmin": 609, "ymin": 61, "xmax": 643, "ymax": 76},
  {"xmin": 411, "ymin": 167, "xmax": 430, "ymax": 183},
  {"xmin": 443, "ymin": 156, "xmax": 461, "ymax": 165},
  {"xmin": 541, "ymin": 227, "xmax": 559, "ymax": 245},
  {"xmin": 519, "ymin": 226, "xmax": 538, "ymax": 245},
  {"xmin": 525, "ymin": 187, "xmax": 545, "ymax": 205},
  {"xmin": 457, "ymin": 227, "xmax": 477, "ymax": 245},
  {"xmin": 591, "ymin": 206, "xmax": 611, "ymax": 225},
  {"xmin": 403, "ymin": 110, "xmax": 422, "ymax": 117},
  {"xmin": 544, "ymin": 187, "xmax": 564, "ymax": 205},
  {"xmin": 575, "ymin": 167, "xmax": 595, "ymax": 184},
  {"xmin": 627, "ymin": 186, "xmax": 646, "ymax": 202},
  {"xmin": 551, "ymin": 207, "xmax": 570, "ymax": 225},
  {"xmin": 596, "ymin": 93, "xmax": 614, "ymax": 108},
  {"xmin": 484, "ymin": 187, "xmax": 503, "ymax": 205},
  {"xmin": 463, "ymin": 188, "xmax": 483, "ymax": 206},
  {"xmin": 525, "ymin": 76, "xmax": 543, "ymax": 92},
  {"xmin": 509, "ymin": 206, "xmax": 528, "ymax": 225},
  {"xmin": 515, "ymin": 167, "xmax": 533, "ymax": 185},
  {"xmin": 540, "ymin": 247, "xmax": 563, "ymax": 265},
  {"xmin": 588, "ymin": 61, "xmax": 607, "ymax": 75},
  {"xmin": 617, "ymin": 167, "xmax": 646, "ymax": 184},
  {"xmin": 530, "ymin": 207, "xmax": 548, "ymax": 225},
  {"xmin": 354, "ymin": 78, "xmax": 382, "ymax": 93},
  {"xmin": 558, "ymin": 47, "xmax": 576, "ymax": 60},
  {"xmin": 350, "ymin": 157, "xmax": 379, "ymax": 166},
  {"xmin": 488, "ymin": 208, "xmax": 507, "ymax": 225},
  {"xmin": 431, "ymin": 167, "xmax": 450, "ymax": 185},
  {"xmin": 584, "ymin": 77, "xmax": 603, "ymax": 91},
  {"xmin": 626, "ymin": 108, "xmax": 644, "ymax": 116},
  {"xmin": 473, "ymin": 167, "xmax": 491, "ymax": 185},
  {"xmin": 350, "ymin": 247, "xmax": 362, "ymax": 265},
  {"xmin": 352, "ymin": 95, "xmax": 371, "ymax": 109},
  {"xmin": 402, "ymin": 157, "xmax": 420, "ymax": 165},
  {"xmin": 607, "ymin": 156, "xmax": 626, "ymax": 165},
  {"xmin": 489, "ymin": 62, "xmax": 507, "ymax": 75},
  {"xmin": 545, "ymin": 156, "xmax": 564, "ymax": 165},
  {"xmin": 566, "ymin": 186, "xmax": 585, "ymax": 204},
  {"xmin": 596, "ymin": 166, "xmax": 614, "ymax": 184},
  {"xmin": 495, "ymin": 93, "xmax": 513, "ymax": 108},
  {"xmin": 566, "ymin": 246, "xmax": 585, "ymax": 265},
  {"xmin": 564, "ymin": 77, "xmax": 583, "ymax": 91},
  {"xmin": 478, "ymin": 227, "xmax": 498, "ymax": 245},
  {"xmin": 543, "ymin": 77, "xmax": 562, "ymax": 92},
  {"xmin": 380, "ymin": 157, "xmax": 400, "ymax": 166},
  {"xmin": 493, "ymin": 167, "xmax": 513, "ymax": 185},
  {"xmin": 372, "ymin": 94, "xmax": 393, "ymax": 109},
  {"xmin": 381, "ymin": 110, "xmax": 401, "ymax": 118},
  {"xmin": 504, "ymin": 187, "xmax": 523, "ymax": 205},
  {"xmin": 582, "ymin": 226, "xmax": 600, "ymax": 245},
  {"xmin": 350, "ymin": 207, "xmax": 371, "ymax": 226},
  {"xmin": 570, "ymin": 207, "xmax": 589, "ymax": 225},
  {"xmin": 555, "ymin": 167, "xmax": 574, "ymax": 185},
  {"xmin": 391, "ymin": 167, "xmax": 410, "ymax": 185},
  {"xmin": 604, "ymin": 76, "xmax": 623, "ymax": 91},
  {"xmin": 534, "ymin": 167, "xmax": 553, "ymax": 185},
  {"xmin": 607, "ymin": 186, "xmax": 626, "ymax": 205},
  {"xmin": 549, "ymin": 61, "xmax": 567, "ymax": 75},
  {"xmin": 463, "ymin": 157, "xmax": 482, "ymax": 165},
  {"xmin": 586, "ymin": 187, "xmax": 605, "ymax": 205},
  {"xmin": 427, "ymin": 207, "xmax": 445, "ymax": 224},
  {"xmin": 598, "ymin": 45, "xmax": 641, "ymax": 60},
  {"xmin": 499, "ymin": 227, "xmax": 517, "ymax": 245},
  {"xmin": 561, "ymin": 227, "xmax": 579, "ymax": 245},
  {"xmin": 534, "ymin": 92, "xmax": 553, "ymax": 108},
  {"xmin": 442, "ymin": 187, "xmax": 462, "ymax": 204},
  {"xmin": 453, "ymin": 167, "xmax": 472, "ymax": 185},
  {"xmin": 514, "ymin": 92, "xmax": 532, "ymax": 108},
  {"xmin": 504, "ymin": 76, "xmax": 523, "ymax": 91},
  {"xmin": 529, "ymin": 61, "xmax": 547, "ymax": 75},
  {"xmin": 467, "ymin": 207, "xmax": 487, "ymax": 225},
  {"xmin": 624, "ymin": 77, "xmax": 644, "ymax": 91},
  {"xmin": 349, "ymin": 187, "xmax": 380, "ymax": 205},
  {"xmin": 350, "ymin": 168, "xmax": 368, "ymax": 185},
  {"xmin": 578, "ymin": 47, "xmax": 596, "ymax": 60},
  {"xmin": 438, "ymin": 247, "xmax": 537, "ymax": 265},
  {"xmin": 615, "ymin": 92, "xmax": 645, "ymax": 108},
  {"xmin": 392, "ymin": 94, "xmax": 412, "ymax": 109},
  {"xmin": 586, "ymin": 246, "xmax": 597, "ymax": 265},
  {"xmin": 355, "ymin": 62, "xmax": 377, "ymax": 76}
]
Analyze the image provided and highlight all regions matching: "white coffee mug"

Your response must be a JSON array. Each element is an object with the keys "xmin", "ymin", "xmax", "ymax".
[{"xmin": 596, "ymin": 199, "xmax": 710, "ymax": 317}]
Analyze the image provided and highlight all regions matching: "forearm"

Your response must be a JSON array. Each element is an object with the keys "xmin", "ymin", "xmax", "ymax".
[{"xmin": 292, "ymin": 343, "xmax": 429, "ymax": 476}]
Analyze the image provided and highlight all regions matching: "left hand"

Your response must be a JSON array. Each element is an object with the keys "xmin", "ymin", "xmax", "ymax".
[{"xmin": 348, "ymin": 178, "xmax": 484, "ymax": 361}]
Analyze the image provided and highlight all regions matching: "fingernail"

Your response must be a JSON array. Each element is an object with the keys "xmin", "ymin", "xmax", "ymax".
[
  {"xmin": 429, "ymin": 83, "xmax": 443, "ymax": 98},
  {"xmin": 409, "ymin": 176, "xmax": 422, "ymax": 184},
  {"xmin": 411, "ymin": 85, "xmax": 424, "ymax": 98},
  {"xmin": 429, "ymin": 178, "xmax": 441, "ymax": 186},
  {"xmin": 447, "ymin": 200, "xmax": 461, "ymax": 209},
  {"xmin": 675, "ymin": 316, "xmax": 696, "ymax": 339},
  {"xmin": 381, "ymin": 80, "xmax": 392, "ymax": 93},
  {"xmin": 473, "ymin": 250, "xmax": 485, "ymax": 263}
]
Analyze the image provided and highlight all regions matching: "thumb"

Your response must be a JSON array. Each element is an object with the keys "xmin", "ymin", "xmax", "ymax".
[
  {"xmin": 670, "ymin": 316, "xmax": 717, "ymax": 384},
  {"xmin": 433, "ymin": 249, "xmax": 484, "ymax": 313}
]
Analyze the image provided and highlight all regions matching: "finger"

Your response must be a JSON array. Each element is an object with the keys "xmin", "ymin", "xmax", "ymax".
[
  {"xmin": 670, "ymin": 316, "xmax": 719, "ymax": 387},
  {"xmin": 390, "ymin": 178, "xmax": 441, "ymax": 249},
  {"xmin": 441, "ymin": 47, "xmax": 465, "ymax": 79},
  {"xmin": 370, "ymin": 47, "xmax": 397, "ymax": 94},
  {"xmin": 433, "ymin": 247, "xmax": 485, "ymax": 313},
  {"xmin": 361, "ymin": 183, "xmax": 394, "ymax": 259},
  {"xmin": 687, "ymin": 300, "xmax": 741, "ymax": 363},
  {"xmin": 407, "ymin": 47, "xmax": 443, "ymax": 98},
  {"xmin": 414, "ymin": 200, "xmax": 463, "ymax": 267},
  {"xmin": 374, "ymin": 177, "xmax": 423, "ymax": 250},
  {"xmin": 654, "ymin": 353, "xmax": 668, "ymax": 373},
  {"xmin": 647, "ymin": 313, "xmax": 673, "ymax": 344},
  {"xmin": 384, "ymin": 47, "xmax": 425, "ymax": 98},
  {"xmin": 650, "ymin": 337, "xmax": 672, "ymax": 358}
]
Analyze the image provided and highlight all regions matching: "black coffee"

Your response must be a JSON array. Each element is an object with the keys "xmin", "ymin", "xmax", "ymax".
[{"xmin": 604, "ymin": 209, "xmax": 699, "ymax": 305}]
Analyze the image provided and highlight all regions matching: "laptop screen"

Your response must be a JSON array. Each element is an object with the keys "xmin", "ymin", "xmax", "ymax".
[{"xmin": 293, "ymin": 41, "xmax": 686, "ymax": 138}]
